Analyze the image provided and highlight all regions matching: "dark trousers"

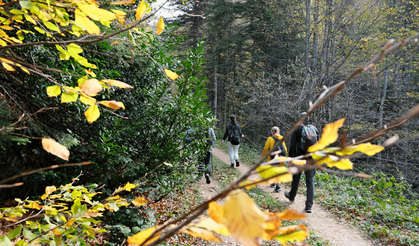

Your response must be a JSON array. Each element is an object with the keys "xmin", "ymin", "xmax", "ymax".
[
  {"xmin": 198, "ymin": 151, "xmax": 211, "ymax": 175},
  {"xmin": 289, "ymin": 169, "xmax": 316, "ymax": 208}
]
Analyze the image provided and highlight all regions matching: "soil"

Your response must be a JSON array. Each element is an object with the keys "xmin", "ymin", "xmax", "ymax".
[{"xmin": 195, "ymin": 147, "xmax": 375, "ymax": 246}]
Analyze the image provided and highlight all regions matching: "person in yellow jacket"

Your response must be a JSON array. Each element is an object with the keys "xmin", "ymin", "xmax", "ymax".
[{"xmin": 261, "ymin": 126, "xmax": 288, "ymax": 192}]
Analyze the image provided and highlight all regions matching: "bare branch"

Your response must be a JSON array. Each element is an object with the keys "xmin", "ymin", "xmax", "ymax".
[{"xmin": 0, "ymin": 162, "xmax": 92, "ymax": 185}]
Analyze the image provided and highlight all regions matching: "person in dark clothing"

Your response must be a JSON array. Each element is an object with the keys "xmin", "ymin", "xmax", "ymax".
[
  {"xmin": 285, "ymin": 112, "xmax": 319, "ymax": 213},
  {"xmin": 197, "ymin": 128, "xmax": 216, "ymax": 184},
  {"xmin": 221, "ymin": 115, "xmax": 244, "ymax": 168}
]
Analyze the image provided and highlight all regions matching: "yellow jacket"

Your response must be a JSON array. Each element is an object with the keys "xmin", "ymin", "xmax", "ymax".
[{"xmin": 261, "ymin": 134, "xmax": 288, "ymax": 162}]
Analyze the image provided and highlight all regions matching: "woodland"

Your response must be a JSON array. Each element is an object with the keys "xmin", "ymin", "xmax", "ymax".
[{"xmin": 0, "ymin": 0, "xmax": 419, "ymax": 245}]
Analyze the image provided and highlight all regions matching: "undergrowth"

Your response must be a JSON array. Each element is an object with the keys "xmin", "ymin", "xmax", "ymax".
[{"xmin": 316, "ymin": 171, "xmax": 419, "ymax": 246}]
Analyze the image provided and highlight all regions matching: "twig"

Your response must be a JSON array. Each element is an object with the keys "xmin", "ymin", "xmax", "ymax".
[{"xmin": 0, "ymin": 162, "xmax": 92, "ymax": 185}]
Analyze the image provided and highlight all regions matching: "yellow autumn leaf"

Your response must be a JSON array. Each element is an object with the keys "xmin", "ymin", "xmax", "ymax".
[
  {"xmin": 182, "ymin": 227, "xmax": 221, "ymax": 242},
  {"xmin": 77, "ymin": 3, "xmax": 117, "ymax": 21},
  {"xmin": 110, "ymin": 0, "xmax": 131, "ymax": 5},
  {"xmin": 275, "ymin": 209, "xmax": 307, "ymax": 220},
  {"xmin": 27, "ymin": 202, "xmax": 42, "ymax": 210},
  {"xmin": 239, "ymin": 179, "xmax": 259, "ymax": 190},
  {"xmin": 111, "ymin": 9, "xmax": 127, "ymax": 15},
  {"xmin": 85, "ymin": 104, "xmax": 100, "ymax": 124},
  {"xmin": 164, "ymin": 68, "xmax": 180, "ymax": 80},
  {"xmin": 42, "ymin": 138, "xmax": 70, "ymax": 161},
  {"xmin": 115, "ymin": 182, "xmax": 138, "ymax": 193},
  {"xmin": 80, "ymin": 94, "xmax": 96, "ymax": 105},
  {"xmin": 274, "ymin": 230, "xmax": 309, "ymax": 244},
  {"xmin": 262, "ymin": 211, "xmax": 282, "ymax": 240},
  {"xmin": 41, "ymin": 185, "xmax": 57, "ymax": 200},
  {"xmin": 84, "ymin": 69, "xmax": 96, "ymax": 77},
  {"xmin": 80, "ymin": 79, "xmax": 102, "ymax": 96},
  {"xmin": 223, "ymin": 190, "xmax": 267, "ymax": 246},
  {"xmin": 208, "ymin": 201, "xmax": 224, "ymax": 224},
  {"xmin": 47, "ymin": 85, "xmax": 61, "ymax": 97},
  {"xmin": 66, "ymin": 218, "xmax": 76, "ymax": 226},
  {"xmin": 194, "ymin": 217, "xmax": 230, "ymax": 236},
  {"xmin": 101, "ymin": 79, "xmax": 133, "ymax": 89},
  {"xmin": 278, "ymin": 225, "xmax": 308, "ymax": 234},
  {"xmin": 20, "ymin": 66, "xmax": 30, "ymax": 74},
  {"xmin": 256, "ymin": 165, "xmax": 292, "ymax": 183},
  {"xmin": 0, "ymin": 25, "xmax": 14, "ymax": 30},
  {"xmin": 132, "ymin": 197, "xmax": 148, "ymax": 207},
  {"xmin": 313, "ymin": 154, "xmax": 353, "ymax": 170},
  {"xmin": 335, "ymin": 143, "xmax": 384, "ymax": 156},
  {"xmin": 75, "ymin": 9, "xmax": 100, "ymax": 35},
  {"xmin": 135, "ymin": 0, "xmax": 147, "ymax": 20},
  {"xmin": 156, "ymin": 16, "xmax": 164, "ymax": 35},
  {"xmin": 61, "ymin": 91, "xmax": 79, "ymax": 103},
  {"xmin": 128, "ymin": 227, "xmax": 160, "ymax": 245},
  {"xmin": 100, "ymin": 100, "xmax": 125, "ymax": 110},
  {"xmin": 2, "ymin": 62, "xmax": 15, "ymax": 71},
  {"xmin": 291, "ymin": 159, "xmax": 306, "ymax": 165},
  {"xmin": 308, "ymin": 118, "xmax": 345, "ymax": 152}
]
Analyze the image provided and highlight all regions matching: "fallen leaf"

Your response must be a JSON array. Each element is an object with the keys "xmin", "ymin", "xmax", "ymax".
[
  {"xmin": 128, "ymin": 227, "xmax": 160, "ymax": 245},
  {"xmin": 132, "ymin": 197, "xmax": 148, "ymax": 207}
]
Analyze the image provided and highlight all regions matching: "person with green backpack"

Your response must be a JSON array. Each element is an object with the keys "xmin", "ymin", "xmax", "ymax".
[
  {"xmin": 221, "ymin": 115, "xmax": 244, "ymax": 168},
  {"xmin": 261, "ymin": 126, "xmax": 288, "ymax": 192}
]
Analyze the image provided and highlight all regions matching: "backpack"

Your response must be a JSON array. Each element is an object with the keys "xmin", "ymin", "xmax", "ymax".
[
  {"xmin": 300, "ymin": 124, "xmax": 318, "ymax": 152},
  {"xmin": 229, "ymin": 124, "xmax": 241, "ymax": 145},
  {"xmin": 205, "ymin": 130, "xmax": 213, "ymax": 147},
  {"xmin": 270, "ymin": 136, "xmax": 285, "ymax": 160}
]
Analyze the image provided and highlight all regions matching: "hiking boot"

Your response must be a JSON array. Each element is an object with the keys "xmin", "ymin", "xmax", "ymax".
[
  {"xmin": 236, "ymin": 160, "xmax": 240, "ymax": 167},
  {"xmin": 274, "ymin": 184, "xmax": 281, "ymax": 192},
  {"xmin": 270, "ymin": 184, "xmax": 276, "ymax": 188},
  {"xmin": 230, "ymin": 163, "xmax": 234, "ymax": 168},
  {"xmin": 205, "ymin": 172, "xmax": 211, "ymax": 184},
  {"xmin": 284, "ymin": 191, "xmax": 294, "ymax": 202},
  {"xmin": 305, "ymin": 207, "xmax": 312, "ymax": 213}
]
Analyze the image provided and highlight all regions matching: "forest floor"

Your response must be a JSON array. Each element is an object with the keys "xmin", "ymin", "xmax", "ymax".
[{"xmin": 195, "ymin": 147, "xmax": 375, "ymax": 246}]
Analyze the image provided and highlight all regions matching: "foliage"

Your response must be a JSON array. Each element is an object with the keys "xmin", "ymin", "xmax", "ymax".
[
  {"xmin": 316, "ymin": 172, "xmax": 419, "ymax": 246},
  {"xmin": 0, "ymin": 178, "xmax": 144, "ymax": 245}
]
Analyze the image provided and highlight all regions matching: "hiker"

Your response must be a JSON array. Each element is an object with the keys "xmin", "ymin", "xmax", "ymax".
[
  {"xmin": 285, "ymin": 112, "xmax": 319, "ymax": 213},
  {"xmin": 261, "ymin": 126, "xmax": 287, "ymax": 193},
  {"xmin": 221, "ymin": 114, "xmax": 244, "ymax": 168},
  {"xmin": 197, "ymin": 127, "xmax": 216, "ymax": 184}
]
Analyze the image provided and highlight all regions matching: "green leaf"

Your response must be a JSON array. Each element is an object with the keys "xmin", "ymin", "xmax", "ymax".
[
  {"xmin": 43, "ymin": 21, "xmax": 59, "ymax": 32},
  {"xmin": 71, "ymin": 198, "xmax": 87, "ymax": 218},
  {"xmin": 19, "ymin": 0, "xmax": 33, "ymax": 9},
  {"xmin": 10, "ymin": 9, "xmax": 25, "ymax": 15},
  {"xmin": 34, "ymin": 26, "xmax": 45, "ymax": 34},
  {"xmin": 22, "ymin": 228, "xmax": 37, "ymax": 240},
  {"xmin": 7, "ymin": 227, "xmax": 22, "ymax": 240},
  {"xmin": 0, "ymin": 236, "xmax": 13, "ymax": 246}
]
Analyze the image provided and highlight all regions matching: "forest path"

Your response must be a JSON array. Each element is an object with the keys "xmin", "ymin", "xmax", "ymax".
[{"xmin": 199, "ymin": 147, "xmax": 374, "ymax": 246}]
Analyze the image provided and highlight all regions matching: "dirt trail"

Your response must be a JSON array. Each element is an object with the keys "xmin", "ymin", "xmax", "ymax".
[{"xmin": 204, "ymin": 147, "xmax": 374, "ymax": 246}]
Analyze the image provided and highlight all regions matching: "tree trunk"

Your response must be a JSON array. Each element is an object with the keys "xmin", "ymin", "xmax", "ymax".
[{"xmin": 214, "ymin": 66, "xmax": 218, "ymax": 118}]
